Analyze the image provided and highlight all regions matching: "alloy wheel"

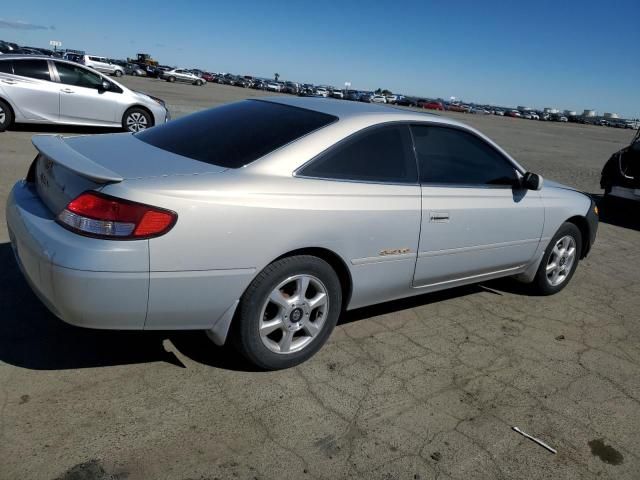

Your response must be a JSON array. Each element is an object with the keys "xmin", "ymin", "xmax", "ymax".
[
  {"xmin": 546, "ymin": 235, "xmax": 577, "ymax": 286},
  {"xmin": 126, "ymin": 112, "xmax": 148, "ymax": 132},
  {"xmin": 259, "ymin": 274, "xmax": 329, "ymax": 354},
  {"xmin": 0, "ymin": 106, "xmax": 5, "ymax": 125}
]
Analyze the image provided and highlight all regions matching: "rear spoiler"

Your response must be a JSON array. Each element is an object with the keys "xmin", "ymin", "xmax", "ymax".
[{"xmin": 31, "ymin": 135, "xmax": 124, "ymax": 183}]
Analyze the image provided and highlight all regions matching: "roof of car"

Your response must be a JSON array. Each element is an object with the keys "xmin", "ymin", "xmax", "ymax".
[
  {"xmin": 0, "ymin": 54, "xmax": 68, "ymax": 62},
  {"xmin": 261, "ymin": 96, "xmax": 468, "ymax": 127}
]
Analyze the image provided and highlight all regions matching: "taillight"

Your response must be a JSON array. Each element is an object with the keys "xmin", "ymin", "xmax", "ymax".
[{"xmin": 57, "ymin": 191, "xmax": 177, "ymax": 240}]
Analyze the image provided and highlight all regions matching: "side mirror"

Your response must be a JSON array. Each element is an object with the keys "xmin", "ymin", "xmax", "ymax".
[
  {"xmin": 522, "ymin": 172, "xmax": 543, "ymax": 191},
  {"xmin": 99, "ymin": 80, "xmax": 110, "ymax": 93}
]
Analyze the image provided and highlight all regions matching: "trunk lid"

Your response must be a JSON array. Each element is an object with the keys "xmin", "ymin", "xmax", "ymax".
[{"xmin": 31, "ymin": 133, "xmax": 227, "ymax": 214}]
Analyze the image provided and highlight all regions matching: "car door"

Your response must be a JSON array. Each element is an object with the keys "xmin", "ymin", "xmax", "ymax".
[
  {"xmin": 1, "ymin": 59, "xmax": 59, "ymax": 122},
  {"xmin": 411, "ymin": 124, "xmax": 544, "ymax": 288},
  {"xmin": 296, "ymin": 124, "xmax": 421, "ymax": 308},
  {"xmin": 53, "ymin": 61, "xmax": 121, "ymax": 126}
]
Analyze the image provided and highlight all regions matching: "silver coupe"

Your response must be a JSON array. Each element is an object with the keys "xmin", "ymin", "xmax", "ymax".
[{"xmin": 6, "ymin": 98, "xmax": 598, "ymax": 369}]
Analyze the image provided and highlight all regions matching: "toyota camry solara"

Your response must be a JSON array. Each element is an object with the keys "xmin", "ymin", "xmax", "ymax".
[{"xmin": 6, "ymin": 97, "xmax": 598, "ymax": 369}]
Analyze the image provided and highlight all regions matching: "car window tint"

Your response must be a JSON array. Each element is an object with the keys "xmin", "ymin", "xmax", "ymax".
[
  {"xmin": 55, "ymin": 62, "xmax": 103, "ymax": 89},
  {"xmin": 0, "ymin": 60, "xmax": 12, "ymax": 74},
  {"xmin": 136, "ymin": 100, "xmax": 337, "ymax": 168},
  {"xmin": 300, "ymin": 125, "xmax": 417, "ymax": 184},
  {"xmin": 411, "ymin": 125, "xmax": 518, "ymax": 186},
  {"xmin": 12, "ymin": 60, "xmax": 50, "ymax": 81}
]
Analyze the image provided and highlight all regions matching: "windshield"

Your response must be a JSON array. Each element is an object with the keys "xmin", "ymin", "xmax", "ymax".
[{"xmin": 135, "ymin": 100, "xmax": 337, "ymax": 168}]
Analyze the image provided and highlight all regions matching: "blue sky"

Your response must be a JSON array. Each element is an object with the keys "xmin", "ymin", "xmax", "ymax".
[{"xmin": 2, "ymin": 0, "xmax": 639, "ymax": 117}]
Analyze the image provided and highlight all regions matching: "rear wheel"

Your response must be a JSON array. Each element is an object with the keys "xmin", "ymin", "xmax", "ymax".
[
  {"xmin": 195, "ymin": 79, "xmax": 203, "ymax": 86},
  {"xmin": 167, "ymin": 76, "xmax": 176, "ymax": 83},
  {"xmin": 0, "ymin": 99, "xmax": 13, "ymax": 132},
  {"xmin": 231, "ymin": 255, "xmax": 342, "ymax": 370},
  {"xmin": 122, "ymin": 107, "xmax": 152, "ymax": 133},
  {"xmin": 530, "ymin": 222, "xmax": 582, "ymax": 295},
  {"xmin": 114, "ymin": 70, "xmax": 123, "ymax": 77}
]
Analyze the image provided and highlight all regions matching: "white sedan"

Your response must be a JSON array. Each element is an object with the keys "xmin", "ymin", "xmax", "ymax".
[{"xmin": 0, "ymin": 55, "xmax": 169, "ymax": 132}]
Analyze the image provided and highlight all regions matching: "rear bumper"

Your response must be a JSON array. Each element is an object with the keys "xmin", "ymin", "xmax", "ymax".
[
  {"xmin": 6, "ymin": 181, "xmax": 252, "ymax": 336},
  {"xmin": 6, "ymin": 181, "xmax": 149, "ymax": 329}
]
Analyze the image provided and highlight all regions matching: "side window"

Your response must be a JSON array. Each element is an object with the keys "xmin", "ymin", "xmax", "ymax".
[
  {"xmin": 299, "ymin": 125, "xmax": 417, "ymax": 184},
  {"xmin": 411, "ymin": 125, "xmax": 518, "ymax": 186},
  {"xmin": 55, "ymin": 62, "xmax": 103, "ymax": 89},
  {"xmin": 12, "ymin": 60, "xmax": 50, "ymax": 81},
  {"xmin": 0, "ymin": 60, "xmax": 13, "ymax": 74}
]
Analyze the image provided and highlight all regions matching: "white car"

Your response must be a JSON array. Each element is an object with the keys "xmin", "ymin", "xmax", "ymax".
[
  {"xmin": 314, "ymin": 87, "xmax": 329, "ymax": 97},
  {"xmin": 530, "ymin": 113, "xmax": 540, "ymax": 120},
  {"xmin": 385, "ymin": 94, "xmax": 398, "ymax": 103},
  {"xmin": 161, "ymin": 68, "xmax": 206, "ymax": 86},
  {"xmin": 81, "ymin": 55, "xmax": 125, "ymax": 77},
  {"xmin": 0, "ymin": 55, "xmax": 169, "ymax": 132},
  {"xmin": 370, "ymin": 95, "xmax": 387, "ymax": 104},
  {"xmin": 331, "ymin": 90, "xmax": 344, "ymax": 99},
  {"xmin": 265, "ymin": 82, "xmax": 282, "ymax": 92}
]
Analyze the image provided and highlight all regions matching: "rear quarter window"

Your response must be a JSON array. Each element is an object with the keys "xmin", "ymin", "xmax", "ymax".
[{"xmin": 135, "ymin": 100, "xmax": 338, "ymax": 168}]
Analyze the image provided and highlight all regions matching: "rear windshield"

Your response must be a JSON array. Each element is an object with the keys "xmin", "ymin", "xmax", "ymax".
[{"xmin": 136, "ymin": 100, "xmax": 337, "ymax": 168}]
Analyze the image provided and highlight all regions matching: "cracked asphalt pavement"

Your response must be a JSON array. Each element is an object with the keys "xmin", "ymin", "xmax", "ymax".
[{"xmin": 1, "ymin": 77, "xmax": 638, "ymax": 479}]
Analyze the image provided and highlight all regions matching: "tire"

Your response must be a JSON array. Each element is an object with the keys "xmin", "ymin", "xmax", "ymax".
[
  {"xmin": 0, "ymin": 99, "xmax": 13, "ymax": 132},
  {"xmin": 167, "ymin": 76, "xmax": 176, "ymax": 83},
  {"xmin": 530, "ymin": 222, "xmax": 582, "ymax": 295},
  {"xmin": 231, "ymin": 255, "xmax": 342, "ymax": 370},
  {"xmin": 195, "ymin": 80, "xmax": 203, "ymax": 86},
  {"xmin": 114, "ymin": 70, "xmax": 123, "ymax": 77},
  {"xmin": 122, "ymin": 107, "xmax": 152, "ymax": 133}
]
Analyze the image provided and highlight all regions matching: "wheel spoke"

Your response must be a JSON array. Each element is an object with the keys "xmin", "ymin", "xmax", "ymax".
[
  {"xmin": 260, "ymin": 317, "xmax": 284, "ymax": 336},
  {"xmin": 303, "ymin": 320, "xmax": 321, "ymax": 337},
  {"xmin": 550, "ymin": 269, "xmax": 560, "ymax": 284},
  {"xmin": 546, "ymin": 262, "xmax": 557, "ymax": 273},
  {"xmin": 269, "ymin": 289, "xmax": 290, "ymax": 310},
  {"xmin": 308, "ymin": 292, "xmax": 327, "ymax": 310},
  {"xmin": 296, "ymin": 276, "xmax": 310, "ymax": 300},
  {"xmin": 566, "ymin": 247, "xmax": 576, "ymax": 260},
  {"xmin": 279, "ymin": 330, "xmax": 294, "ymax": 353}
]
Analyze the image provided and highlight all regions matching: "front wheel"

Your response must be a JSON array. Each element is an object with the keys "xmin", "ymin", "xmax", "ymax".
[
  {"xmin": 114, "ymin": 70, "xmax": 123, "ymax": 77},
  {"xmin": 167, "ymin": 76, "xmax": 176, "ymax": 83},
  {"xmin": 122, "ymin": 108, "xmax": 152, "ymax": 133},
  {"xmin": 231, "ymin": 255, "xmax": 342, "ymax": 370},
  {"xmin": 195, "ymin": 79, "xmax": 203, "ymax": 86},
  {"xmin": 530, "ymin": 222, "xmax": 582, "ymax": 295}
]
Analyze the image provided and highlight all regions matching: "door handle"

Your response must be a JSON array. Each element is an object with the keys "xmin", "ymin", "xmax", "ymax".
[
  {"xmin": 429, "ymin": 212, "xmax": 450, "ymax": 223},
  {"xmin": 60, "ymin": 88, "xmax": 75, "ymax": 94}
]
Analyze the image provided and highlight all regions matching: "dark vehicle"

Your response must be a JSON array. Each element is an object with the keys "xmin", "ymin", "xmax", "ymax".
[
  {"xmin": 395, "ymin": 96, "xmax": 415, "ymax": 107},
  {"xmin": 232, "ymin": 76, "xmax": 249, "ymax": 87},
  {"xmin": 601, "ymin": 128, "xmax": 640, "ymax": 203},
  {"xmin": 145, "ymin": 65, "xmax": 171, "ymax": 78}
]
